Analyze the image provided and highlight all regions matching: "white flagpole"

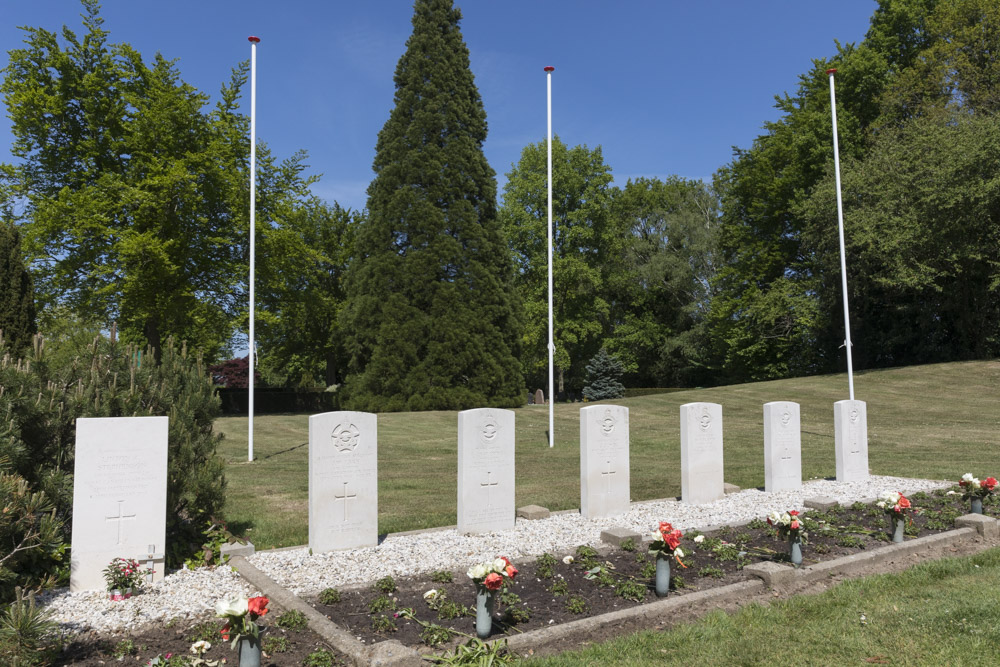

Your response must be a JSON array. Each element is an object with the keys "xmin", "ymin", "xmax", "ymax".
[
  {"xmin": 248, "ymin": 35, "xmax": 260, "ymax": 461},
  {"xmin": 827, "ymin": 68, "xmax": 855, "ymax": 401},
  {"xmin": 544, "ymin": 66, "xmax": 555, "ymax": 448}
]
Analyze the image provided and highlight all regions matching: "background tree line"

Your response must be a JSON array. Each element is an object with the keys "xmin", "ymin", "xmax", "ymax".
[{"xmin": 2, "ymin": 0, "xmax": 998, "ymax": 410}]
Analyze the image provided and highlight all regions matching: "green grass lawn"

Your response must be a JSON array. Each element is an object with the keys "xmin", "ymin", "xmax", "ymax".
[
  {"xmin": 516, "ymin": 546, "xmax": 1000, "ymax": 666},
  {"xmin": 215, "ymin": 359, "xmax": 1000, "ymax": 549}
]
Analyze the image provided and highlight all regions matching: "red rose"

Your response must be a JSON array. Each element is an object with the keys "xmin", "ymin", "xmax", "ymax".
[
  {"xmin": 248, "ymin": 596, "xmax": 269, "ymax": 617},
  {"xmin": 898, "ymin": 495, "xmax": 911, "ymax": 509},
  {"xmin": 220, "ymin": 623, "xmax": 230, "ymax": 641},
  {"xmin": 664, "ymin": 530, "xmax": 682, "ymax": 551},
  {"xmin": 658, "ymin": 521, "xmax": 674, "ymax": 534},
  {"xmin": 985, "ymin": 477, "xmax": 998, "ymax": 490},
  {"xmin": 789, "ymin": 510, "xmax": 800, "ymax": 516},
  {"xmin": 484, "ymin": 572, "xmax": 503, "ymax": 590},
  {"xmin": 505, "ymin": 565, "xmax": 518, "ymax": 578},
  {"xmin": 766, "ymin": 517, "xmax": 774, "ymax": 526},
  {"xmin": 790, "ymin": 520, "xmax": 800, "ymax": 530}
]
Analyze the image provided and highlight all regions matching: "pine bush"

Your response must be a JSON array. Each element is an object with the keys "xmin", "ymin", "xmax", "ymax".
[{"xmin": 582, "ymin": 348, "xmax": 626, "ymax": 401}]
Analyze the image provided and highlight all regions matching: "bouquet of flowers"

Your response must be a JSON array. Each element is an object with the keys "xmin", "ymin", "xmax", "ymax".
[
  {"xmin": 876, "ymin": 491, "xmax": 912, "ymax": 518},
  {"xmin": 215, "ymin": 595, "xmax": 269, "ymax": 648},
  {"xmin": 648, "ymin": 522, "xmax": 687, "ymax": 566},
  {"xmin": 467, "ymin": 556, "xmax": 517, "ymax": 592},
  {"xmin": 102, "ymin": 557, "xmax": 151, "ymax": 592},
  {"xmin": 767, "ymin": 510, "xmax": 806, "ymax": 541},
  {"xmin": 959, "ymin": 474, "xmax": 998, "ymax": 499}
]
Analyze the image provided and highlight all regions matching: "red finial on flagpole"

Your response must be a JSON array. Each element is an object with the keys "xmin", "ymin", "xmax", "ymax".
[
  {"xmin": 544, "ymin": 66, "xmax": 555, "ymax": 72},
  {"xmin": 826, "ymin": 68, "xmax": 837, "ymax": 74},
  {"xmin": 248, "ymin": 36, "xmax": 261, "ymax": 43}
]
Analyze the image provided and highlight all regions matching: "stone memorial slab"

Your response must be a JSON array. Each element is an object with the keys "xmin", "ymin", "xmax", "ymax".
[
  {"xmin": 309, "ymin": 411, "xmax": 378, "ymax": 552},
  {"xmin": 70, "ymin": 417, "xmax": 168, "ymax": 592},
  {"xmin": 534, "ymin": 389, "xmax": 545, "ymax": 405},
  {"xmin": 680, "ymin": 402, "xmax": 724, "ymax": 504},
  {"xmin": 458, "ymin": 408, "xmax": 515, "ymax": 534},
  {"xmin": 834, "ymin": 399, "xmax": 868, "ymax": 482},
  {"xmin": 764, "ymin": 401, "xmax": 802, "ymax": 492},
  {"xmin": 580, "ymin": 405, "xmax": 630, "ymax": 518}
]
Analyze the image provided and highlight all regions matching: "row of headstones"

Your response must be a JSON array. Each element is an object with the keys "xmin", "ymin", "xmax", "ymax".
[
  {"xmin": 308, "ymin": 398, "xmax": 869, "ymax": 552},
  {"xmin": 66, "ymin": 399, "xmax": 868, "ymax": 591}
]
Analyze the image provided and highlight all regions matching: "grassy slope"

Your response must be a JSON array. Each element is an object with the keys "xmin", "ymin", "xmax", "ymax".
[{"xmin": 215, "ymin": 360, "xmax": 1000, "ymax": 549}]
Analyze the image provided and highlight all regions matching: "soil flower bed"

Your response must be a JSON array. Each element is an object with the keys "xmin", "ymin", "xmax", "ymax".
[{"xmin": 309, "ymin": 488, "xmax": 997, "ymax": 656}]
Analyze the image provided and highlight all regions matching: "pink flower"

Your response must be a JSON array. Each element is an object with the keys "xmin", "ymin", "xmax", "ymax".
[
  {"xmin": 484, "ymin": 573, "xmax": 503, "ymax": 590},
  {"xmin": 790, "ymin": 520, "xmax": 800, "ymax": 530}
]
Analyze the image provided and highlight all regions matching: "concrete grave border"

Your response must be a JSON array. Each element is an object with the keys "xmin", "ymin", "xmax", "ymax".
[{"xmin": 229, "ymin": 514, "xmax": 998, "ymax": 666}]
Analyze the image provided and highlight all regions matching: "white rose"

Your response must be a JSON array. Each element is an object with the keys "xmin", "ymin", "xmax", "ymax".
[
  {"xmin": 492, "ymin": 558, "xmax": 508, "ymax": 574},
  {"xmin": 693, "ymin": 535, "xmax": 705, "ymax": 543},
  {"xmin": 650, "ymin": 531, "xmax": 661, "ymax": 541},
  {"xmin": 562, "ymin": 555, "xmax": 574, "ymax": 565},
  {"xmin": 423, "ymin": 589, "xmax": 438, "ymax": 601},
  {"xmin": 215, "ymin": 596, "xmax": 247, "ymax": 618},
  {"xmin": 467, "ymin": 563, "xmax": 488, "ymax": 580},
  {"xmin": 191, "ymin": 640, "xmax": 211, "ymax": 654},
  {"xmin": 674, "ymin": 548, "xmax": 684, "ymax": 558},
  {"xmin": 971, "ymin": 478, "xmax": 981, "ymax": 488},
  {"xmin": 962, "ymin": 472, "xmax": 975, "ymax": 482},
  {"xmin": 768, "ymin": 511, "xmax": 782, "ymax": 524}
]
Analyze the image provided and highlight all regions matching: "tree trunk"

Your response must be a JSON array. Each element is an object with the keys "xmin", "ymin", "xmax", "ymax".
[
  {"xmin": 144, "ymin": 317, "xmax": 162, "ymax": 363},
  {"xmin": 324, "ymin": 349, "xmax": 338, "ymax": 387}
]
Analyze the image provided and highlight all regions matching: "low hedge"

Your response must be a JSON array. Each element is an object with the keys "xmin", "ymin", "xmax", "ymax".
[{"xmin": 217, "ymin": 388, "xmax": 339, "ymax": 415}]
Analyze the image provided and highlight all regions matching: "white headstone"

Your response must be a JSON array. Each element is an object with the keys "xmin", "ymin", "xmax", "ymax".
[
  {"xmin": 834, "ymin": 399, "xmax": 868, "ymax": 482},
  {"xmin": 680, "ymin": 402, "xmax": 724, "ymax": 504},
  {"xmin": 457, "ymin": 408, "xmax": 515, "ymax": 534},
  {"xmin": 580, "ymin": 405, "xmax": 630, "ymax": 518},
  {"xmin": 763, "ymin": 401, "xmax": 802, "ymax": 492},
  {"xmin": 309, "ymin": 411, "xmax": 378, "ymax": 552},
  {"xmin": 70, "ymin": 416, "xmax": 168, "ymax": 592}
]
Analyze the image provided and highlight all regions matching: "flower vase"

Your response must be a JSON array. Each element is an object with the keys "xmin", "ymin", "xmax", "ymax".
[
  {"xmin": 109, "ymin": 588, "xmax": 133, "ymax": 601},
  {"xmin": 237, "ymin": 633, "xmax": 262, "ymax": 667},
  {"xmin": 971, "ymin": 497, "xmax": 983, "ymax": 514},
  {"xmin": 892, "ymin": 516, "xmax": 905, "ymax": 543},
  {"xmin": 654, "ymin": 555, "xmax": 671, "ymax": 597},
  {"xmin": 789, "ymin": 535, "xmax": 803, "ymax": 567},
  {"xmin": 475, "ymin": 588, "xmax": 495, "ymax": 639}
]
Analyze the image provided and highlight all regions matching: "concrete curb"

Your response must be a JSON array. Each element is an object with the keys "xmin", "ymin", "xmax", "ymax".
[{"xmin": 228, "ymin": 556, "xmax": 422, "ymax": 666}]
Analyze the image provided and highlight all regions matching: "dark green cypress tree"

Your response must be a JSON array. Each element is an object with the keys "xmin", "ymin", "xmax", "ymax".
[
  {"xmin": 342, "ymin": 0, "xmax": 523, "ymax": 412},
  {"xmin": 0, "ymin": 222, "xmax": 36, "ymax": 354}
]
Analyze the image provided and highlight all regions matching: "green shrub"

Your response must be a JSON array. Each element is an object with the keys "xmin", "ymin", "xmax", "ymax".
[
  {"xmin": 276, "ymin": 609, "xmax": 308, "ymax": 630},
  {"xmin": 535, "ymin": 553, "xmax": 557, "ymax": 578},
  {"xmin": 371, "ymin": 614, "xmax": 396, "ymax": 633},
  {"xmin": 565, "ymin": 595, "xmax": 588, "ymax": 614},
  {"xmin": 263, "ymin": 635, "xmax": 289, "ymax": 653},
  {"xmin": 420, "ymin": 624, "xmax": 453, "ymax": 646},
  {"xmin": 430, "ymin": 570, "xmax": 453, "ymax": 583},
  {"xmin": 318, "ymin": 588, "xmax": 341, "ymax": 605},
  {"xmin": 373, "ymin": 576, "xmax": 397, "ymax": 593},
  {"xmin": 302, "ymin": 648, "xmax": 337, "ymax": 667},
  {"xmin": 0, "ymin": 588, "xmax": 58, "ymax": 666},
  {"xmin": 616, "ymin": 579, "xmax": 646, "ymax": 602}
]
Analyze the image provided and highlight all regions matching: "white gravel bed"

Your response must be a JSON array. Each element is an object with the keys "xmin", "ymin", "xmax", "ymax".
[
  {"xmin": 39, "ymin": 563, "xmax": 256, "ymax": 636},
  {"xmin": 40, "ymin": 474, "xmax": 948, "ymax": 634},
  {"xmin": 251, "ymin": 475, "xmax": 949, "ymax": 595}
]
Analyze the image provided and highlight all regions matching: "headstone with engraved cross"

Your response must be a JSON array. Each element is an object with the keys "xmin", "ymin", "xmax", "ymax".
[
  {"xmin": 458, "ymin": 408, "xmax": 515, "ymax": 534},
  {"xmin": 580, "ymin": 404, "xmax": 630, "ymax": 518},
  {"xmin": 309, "ymin": 411, "xmax": 378, "ymax": 552},
  {"xmin": 680, "ymin": 402, "xmax": 724, "ymax": 504},
  {"xmin": 834, "ymin": 399, "xmax": 869, "ymax": 482},
  {"xmin": 764, "ymin": 401, "xmax": 802, "ymax": 492},
  {"xmin": 70, "ymin": 417, "xmax": 168, "ymax": 592}
]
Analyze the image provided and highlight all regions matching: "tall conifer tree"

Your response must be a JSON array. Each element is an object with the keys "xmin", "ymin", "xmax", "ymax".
[
  {"xmin": 342, "ymin": 0, "xmax": 523, "ymax": 411},
  {"xmin": 0, "ymin": 222, "xmax": 36, "ymax": 354}
]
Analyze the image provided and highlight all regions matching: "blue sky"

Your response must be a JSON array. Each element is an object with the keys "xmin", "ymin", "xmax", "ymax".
[{"xmin": 1, "ymin": 1, "xmax": 877, "ymax": 212}]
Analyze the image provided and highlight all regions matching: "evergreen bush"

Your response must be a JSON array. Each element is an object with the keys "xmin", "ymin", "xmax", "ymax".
[
  {"xmin": 0, "ymin": 331, "xmax": 227, "ymax": 588},
  {"xmin": 0, "ymin": 223, "xmax": 36, "ymax": 357},
  {"xmin": 582, "ymin": 348, "xmax": 626, "ymax": 401}
]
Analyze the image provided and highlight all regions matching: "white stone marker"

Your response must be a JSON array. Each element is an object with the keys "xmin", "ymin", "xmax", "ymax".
[
  {"xmin": 764, "ymin": 401, "xmax": 802, "ymax": 492},
  {"xmin": 309, "ymin": 411, "xmax": 378, "ymax": 552},
  {"xmin": 70, "ymin": 416, "xmax": 168, "ymax": 592},
  {"xmin": 580, "ymin": 405, "xmax": 630, "ymax": 518},
  {"xmin": 680, "ymin": 402, "xmax": 724, "ymax": 504},
  {"xmin": 458, "ymin": 408, "xmax": 515, "ymax": 534},
  {"xmin": 834, "ymin": 399, "xmax": 869, "ymax": 482}
]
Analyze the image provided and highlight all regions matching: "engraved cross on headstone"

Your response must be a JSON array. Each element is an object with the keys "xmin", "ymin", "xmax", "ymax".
[
  {"xmin": 105, "ymin": 500, "xmax": 136, "ymax": 545},
  {"xmin": 601, "ymin": 460, "xmax": 617, "ymax": 495},
  {"xmin": 145, "ymin": 544, "xmax": 164, "ymax": 584},
  {"xmin": 334, "ymin": 482, "xmax": 357, "ymax": 522},
  {"xmin": 480, "ymin": 471, "xmax": 499, "ymax": 508}
]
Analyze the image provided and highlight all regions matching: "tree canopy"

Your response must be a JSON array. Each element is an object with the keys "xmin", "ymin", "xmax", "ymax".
[{"xmin": 341, "ymin": 0, "xmax": 524, "ymax": 411}]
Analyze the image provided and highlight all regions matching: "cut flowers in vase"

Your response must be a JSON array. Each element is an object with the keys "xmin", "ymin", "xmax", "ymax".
[
  {"xmin": 767, "ymin": 510, "xmax": 807, "ymax": 542},
  {"xmin": 467, "ymin": 557, "xmax": 517, "ymax": 591},
  {"xmin": 877, "ymin": 491, "xmax": 914, "ymax": 519},
  {"xmin": 215, "ymin": 595, "xmax": 269, "ymax": 648},
  {"xmin": 959, "ymin": 473, "xmax": 997, "ymax": 499},
  {"xmin": 648, "ymin": 522, "xmax": 688, "ymax": 567}
]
